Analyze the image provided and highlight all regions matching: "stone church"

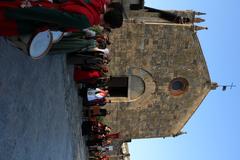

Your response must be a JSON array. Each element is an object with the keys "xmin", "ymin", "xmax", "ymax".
[{"xmin": 104, "ymin": 0, "xmax": 216, "ymax": 159}]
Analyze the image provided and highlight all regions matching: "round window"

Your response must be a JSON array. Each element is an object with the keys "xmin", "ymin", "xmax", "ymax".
[{"xmin": 169, "ymin": 77, "xmax": 189, "ymax": 96}]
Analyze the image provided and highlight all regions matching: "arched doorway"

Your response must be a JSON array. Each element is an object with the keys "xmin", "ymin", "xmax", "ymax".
[
  {"xmin": 106, "ymin": 75, "xmax": 145, "ymax": 102},
  {"xmin": 107, "ymin": 77, "xmax": 128, "ymax": 97}
]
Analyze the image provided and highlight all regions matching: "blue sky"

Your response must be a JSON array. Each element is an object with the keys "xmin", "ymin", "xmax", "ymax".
[{"xmin": 128, "ymin": 0, "xmax": 240, "ymax": 160}]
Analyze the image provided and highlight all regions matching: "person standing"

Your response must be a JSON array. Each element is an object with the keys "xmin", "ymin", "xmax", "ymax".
[{"xmin": 0, "ymin": 0, "xmax": 123, "ymax": 36}]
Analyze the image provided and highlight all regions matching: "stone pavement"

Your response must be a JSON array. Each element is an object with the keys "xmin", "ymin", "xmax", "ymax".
[{"xmin": 0, "ymin": 37, "xmax": 88, "ymax": 160}]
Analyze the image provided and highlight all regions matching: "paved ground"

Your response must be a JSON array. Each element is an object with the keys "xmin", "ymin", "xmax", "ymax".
[{"xmin": 0, "ymin": 37, "xmax": 87, "ymax": 160}]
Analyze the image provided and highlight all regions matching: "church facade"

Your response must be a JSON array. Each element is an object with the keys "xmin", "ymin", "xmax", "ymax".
[{"xmin": 104, "ymin": 0, "xmax": 215, "ymax": 158}]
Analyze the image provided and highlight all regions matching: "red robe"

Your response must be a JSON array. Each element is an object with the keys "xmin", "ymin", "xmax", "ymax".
[
  {"xmin": 60, "ymin": 1, "xmax": 100, "ymax": 26},
  {"xmin": 74, "ymin": 68, "xmax": 102, "ymax": 82},
  {"xmin": 0, "ymin": 0, "xmax": 102, "ymax": 36},
  {"xmin": 82, "ymin": 0, "xmax": 107, "ymax": 14},
  {"xmin": 99, "ymin": 157, "xmax": 109, "ymax": 160}
]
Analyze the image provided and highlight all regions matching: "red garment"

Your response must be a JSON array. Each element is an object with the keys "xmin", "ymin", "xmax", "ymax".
[
  {"xmin": 0, "ymin": 0, "xmax": 20, "ymax": 8},
  {"xmin": 74, "ymin": 68, "xmax": 102, "ymax": 82},
  {"xmin": 0, "ymin": 0, "xmax": 101, "ymax": 36},
  {"xmin": 83, "ymin": 0, "xmax": 107, "ymax": 14},
  {"xmin": 39, "ymin": 0, "xmax": 103, "ymax": 25},
  {"xmin": 58, "ymin": 0, "xmax": 104, "ymax": 32},
  {"xmin": 0, "ymin": 1, "xmax": 51, "ymax": 36},
  {"xmin": 0, "ymin": 1, "xmax": 20, "ymax": 35},
  {"xmin": 0, "ymin": 10, "xmax": 18, "ymax": 35},
  {"xmin": 91, "ymin": 121, "xmax": 106, "ymax": 133},
  {"xmin": 98, "ymin": 155, "xmax": 109, "ymax": 160},
  {"xmin": 105, "ymin": 133, "xmax": 120, "ymax": 139},
  {"xmin": 60, "ymin": 1, "xmax": 100, "ymax": 25}
]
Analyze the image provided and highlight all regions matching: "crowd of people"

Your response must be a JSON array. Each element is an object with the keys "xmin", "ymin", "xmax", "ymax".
[
  {"xmin": 80, "ymin": 100, "xmax": 120, "ymax": 160},
  {"xmin": 69, "ymin": 11, "xmax": 120, "ymax": 159},
  {"xmin": 72, "ymin": 22, "xmax": 118, "ymax": 160},
  {"xmin": 0, "ymin": 0, "xmax": 124, "ymax": 159}
]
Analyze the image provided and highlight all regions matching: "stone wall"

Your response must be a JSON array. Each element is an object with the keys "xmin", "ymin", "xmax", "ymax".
[
  {"xmin": 104, "ymin": 21, "xmax": 211, "ymax": 140},
  {"xmin": 102, "ymin": 4, "xmax": 211, "ymax": 158}
]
